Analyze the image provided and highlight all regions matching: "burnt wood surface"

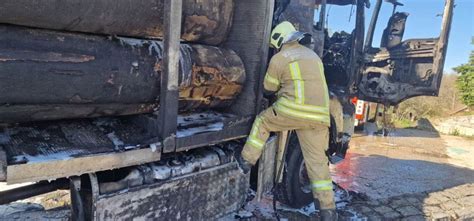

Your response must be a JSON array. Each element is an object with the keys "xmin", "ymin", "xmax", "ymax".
[
  {"xmin": 0, "ymin": 0, "xmax": 234, "ymax": 45},
  {"xmin": 0, "ymin": 25, "xmax": 245, "ymax": 123}
]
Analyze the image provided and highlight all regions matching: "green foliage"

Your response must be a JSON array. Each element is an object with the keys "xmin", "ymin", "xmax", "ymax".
[
  {"xmin": 454, "ymin": 50, "xmax": 474, "ymax": 107},
  {"xmin": 391, "ymin": 118, "xmax": 415, "ymax": 129},
  {"xmin": 395, "ymin": 74, "xmax": 462, "ymax": 120},
  {"xmin": 450, "ymin": 128, "xmax": 460, "ymax": 136}
]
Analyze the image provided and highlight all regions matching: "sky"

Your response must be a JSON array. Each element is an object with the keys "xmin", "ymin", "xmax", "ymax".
[{"xmin": 320, "ymin": 0, "xmax": 473, "ymax": 73}]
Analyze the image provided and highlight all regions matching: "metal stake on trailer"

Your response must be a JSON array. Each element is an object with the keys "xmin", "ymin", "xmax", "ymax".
[{"xmin": 159, "ymin": 0, "xmax": 183, "ymax": 153}]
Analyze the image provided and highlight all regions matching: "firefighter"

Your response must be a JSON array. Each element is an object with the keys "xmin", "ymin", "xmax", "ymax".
[{"xmin": 237, "ymin": 21, "xmax": 338, "ymax": 220}]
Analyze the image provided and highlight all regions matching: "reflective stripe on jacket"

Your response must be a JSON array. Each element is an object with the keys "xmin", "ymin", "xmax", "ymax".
[{"xmin": 263, "ymin": 42, "xmax": 330, "ymax": 126}]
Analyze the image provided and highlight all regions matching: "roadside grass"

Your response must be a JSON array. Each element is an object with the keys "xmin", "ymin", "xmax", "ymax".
[
  {"xmin": 392, "ymin": 117, "xmax": 474, "ymax": 139},
  {"xmin": 450, "ymin": 128, "xmax": 461, "ymax": 136},
  {"xmin": 391, "ymin": 118, "xmax": 417, "ymax": 129},
  {"xmin": 449, "ymin": 130, "xmax": 474, "ymax": 140}
]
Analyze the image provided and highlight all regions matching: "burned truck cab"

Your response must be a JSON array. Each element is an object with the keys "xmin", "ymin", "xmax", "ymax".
[
  {"xmin": 310, "ymin": 0, "xmax": 453, "ymax": 106},
  {"xmin": 318, "ymin": 0, "xmax": 453, "ymax": 153},
  {"xmin": 272, "ymin": 0, "xmax": 454, "ymax": 208},
  {"xmin": 360, "ymin": 0, "xmax": 454, "ymax": 105}
]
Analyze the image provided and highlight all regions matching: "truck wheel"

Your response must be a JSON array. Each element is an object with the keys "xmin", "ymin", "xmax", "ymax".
[{"xmin": 276, "ymin": 135, "xmax": 313, "ymax": 208}]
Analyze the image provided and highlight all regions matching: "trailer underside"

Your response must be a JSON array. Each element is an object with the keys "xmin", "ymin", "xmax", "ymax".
[{"xmin": 0, "ymin": 112, "xmax": 252, "ymax": 184}]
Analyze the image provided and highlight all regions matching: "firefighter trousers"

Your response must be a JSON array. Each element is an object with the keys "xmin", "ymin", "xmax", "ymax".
[{"xmin": 241, "ymin": 107, "xmax": 336, "ymax": 210}]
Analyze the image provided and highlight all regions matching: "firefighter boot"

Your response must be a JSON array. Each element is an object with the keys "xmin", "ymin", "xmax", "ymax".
[
  {"xmin": 234, "ymin": 152, "xmax": 252, "ymax": 174},
  {"xmin": 320, "ymin": 209, "xmax": 338, "ymax": 221}
]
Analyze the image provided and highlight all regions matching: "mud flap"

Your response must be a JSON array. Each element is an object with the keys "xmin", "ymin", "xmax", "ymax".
[
  {"xmin": 256, "ymin": 135, "xmax": 278, "ymax": 201},
  {"xmin": 0, "ymin": 147, "xmax": 5, "ymax": 181},
  {"xmin": 256, "ymin": 132, "xmax": 289, "ymax": 201},
  {"xmin": 77, "ymin": 162, "xmax": 249, "ymax": 220}
]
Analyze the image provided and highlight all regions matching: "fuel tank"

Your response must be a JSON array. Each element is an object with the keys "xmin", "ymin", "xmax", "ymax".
[
  {"xmin": 0, "ymin": 25, "xmax": 245, "ymax": 123},
  {"xmin": 0, "ymin": 0, "xmax": 234, "ymax": 45}
]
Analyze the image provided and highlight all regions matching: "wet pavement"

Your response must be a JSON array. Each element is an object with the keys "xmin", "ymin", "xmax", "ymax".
[
  {"xmin": 332, "ymin": 128, "xmax": 474, "ymax": 200},
  {"xmin": 234, "ymin": 127, "xmax": 474, "ymax": 220},
  {"xmin": 327, "ymin": 127, "xmax": 474, "ymax": 220}
]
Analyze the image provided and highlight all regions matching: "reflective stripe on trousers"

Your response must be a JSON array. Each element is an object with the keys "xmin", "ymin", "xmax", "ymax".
[
  {"xmin": 240, "ymin": 107, "xmax": 336, "ymax": 209},
  {"xmin": 312, "ymin": 179, "xmax": 333, "ymax": 191},
  {"xmin": 246, "ymin": 117, "xmax": 265, "ymax": 150}
]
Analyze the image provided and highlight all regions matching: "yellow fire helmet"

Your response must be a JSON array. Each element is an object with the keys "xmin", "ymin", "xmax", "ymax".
[{"xmin": 270, "ymin": 21, "xmax": 296, "ymax": 49}]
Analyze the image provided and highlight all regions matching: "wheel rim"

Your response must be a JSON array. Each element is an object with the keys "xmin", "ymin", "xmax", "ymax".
[{"xmin": 298, "ymin": 160, "xmax": 311, "ymax": 194}]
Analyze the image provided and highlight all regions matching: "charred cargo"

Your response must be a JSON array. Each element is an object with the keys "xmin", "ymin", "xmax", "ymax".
[
  {"xmin": 0, "ymin": 26, "xmax": 245, "ymax": 123},
  {"xmin": 0, "ymin": 0, "xmax": 235, "ymax": 45}
]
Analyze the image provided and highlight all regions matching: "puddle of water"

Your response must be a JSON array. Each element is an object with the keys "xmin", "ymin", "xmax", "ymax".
[{"xmin": 447, "ymin": 147, "xmax": 470, "ymax": 155}]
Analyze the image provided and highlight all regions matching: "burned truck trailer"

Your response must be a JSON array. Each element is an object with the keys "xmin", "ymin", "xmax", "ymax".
[{"xmin": 0, "ymin": 0, "xmax": 275, "ymax": 219}]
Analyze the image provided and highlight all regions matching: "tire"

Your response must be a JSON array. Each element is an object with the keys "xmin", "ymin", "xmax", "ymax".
[
  {"xmin": 276, "ymin": 134, "xmax": 313, "ymax": 208},
  {"xmin": 276, "ymin": 123, "xmax": 337, "ymax": 208}
]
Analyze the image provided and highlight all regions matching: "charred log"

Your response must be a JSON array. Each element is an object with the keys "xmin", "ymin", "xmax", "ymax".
[
  {"xmin": 0, "ymin": 104, "xmax": 158, "ymax": 123},
  {"xmin": 0, "ymin": 0, "xmax": 234, "ymax": 45},
  {"xmin": 0, "ymin": 179, "xmax": 69, "ymax": 204},
  {"xmin": 0, "ymin": 25, "xmax": 245, "ymax": 123}
]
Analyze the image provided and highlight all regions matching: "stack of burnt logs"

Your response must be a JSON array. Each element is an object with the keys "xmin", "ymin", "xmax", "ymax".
[{"xmin": 0, "ymin": 0, "xmax": 245, "ymax": 123}]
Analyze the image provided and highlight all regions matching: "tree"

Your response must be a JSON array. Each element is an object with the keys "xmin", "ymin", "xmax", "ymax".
[
  {"xmin": 395, "ymin": 74, "xmax": 460, "ymax": 119},
  {"xmin": 454, "ymin": 49, "xmax": 474, "ymax": 107}
]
